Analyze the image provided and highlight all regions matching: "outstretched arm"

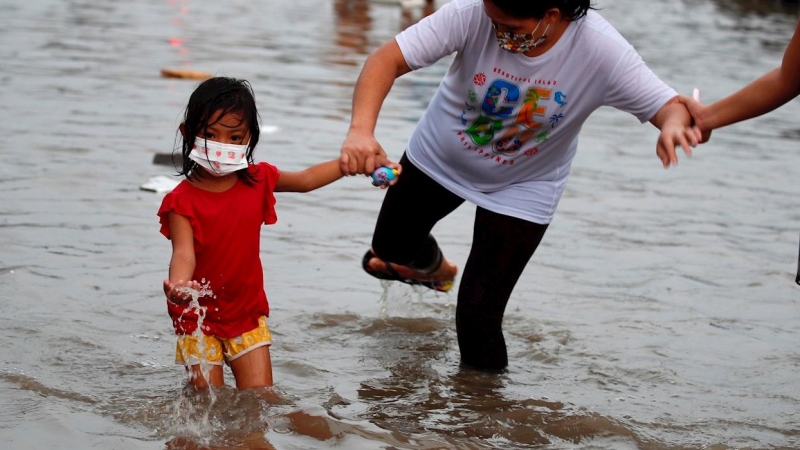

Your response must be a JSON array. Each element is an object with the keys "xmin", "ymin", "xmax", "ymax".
[
  {"xmin": 275, "ymin": 159, "xmax": 344, "ymax": 193},
  {"xmin": 680, "ymin": 18, "xmax": 800, "ymax": 135},
  {"xmin": 648, "ymin": 97, "xmax": 701, "ymax": 168},
  {"xmin": 340, "ymin": 39, "xmax": 412, "ymax": 176}
]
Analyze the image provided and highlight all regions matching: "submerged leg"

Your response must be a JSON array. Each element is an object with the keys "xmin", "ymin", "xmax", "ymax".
[{"xmin": 456, "ymin": 207, "xmax": 548, "ymax": 370}]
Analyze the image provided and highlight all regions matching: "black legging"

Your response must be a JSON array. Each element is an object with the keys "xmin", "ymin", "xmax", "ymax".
[
  {"xmin": 795, "ymin": 233, "xmax": 800, "ymax": 285},
  {"xmin": 371, "ymin": 154, "xmax": 549, "ymax": 370}
]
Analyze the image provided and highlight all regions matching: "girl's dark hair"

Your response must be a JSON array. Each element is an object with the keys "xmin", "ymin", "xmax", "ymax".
[
  {"xmin": 177, "ymin": 77, "xmax": 260, "ymax": 185},
  {"xmin": 487, "ymin": 0, "xmax": 594, "ymax": 21}
]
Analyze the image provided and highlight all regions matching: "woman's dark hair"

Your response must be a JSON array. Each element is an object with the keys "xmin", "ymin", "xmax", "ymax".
[
  {"xmin": 177, "ymin": 77, "xmax": 260, "ymax": 185},
  {"xmin": 487, "ymin": 0, "xmax": 594, "ymax": 21}
]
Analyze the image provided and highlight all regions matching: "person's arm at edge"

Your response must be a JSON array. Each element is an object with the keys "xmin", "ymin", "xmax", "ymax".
[
  {"xmin": 688, "ymin": 18, "xmax": 800, "ymax": 133},
  {"xmin": 340, "ymin": 39, "xmax": 412, "ymax": 176},
  {"xmin": 648, "ymin": 97, "xmax": 700, "ymax": 168}
]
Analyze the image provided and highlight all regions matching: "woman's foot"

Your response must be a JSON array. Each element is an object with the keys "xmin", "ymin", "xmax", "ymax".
[
  {"xmin": 362, "ymin": 249, "xmax": 457, "ymax": 292},
  {"xmin": 367, "ymin": 254, "xmax": 457, "ymax": 282}
]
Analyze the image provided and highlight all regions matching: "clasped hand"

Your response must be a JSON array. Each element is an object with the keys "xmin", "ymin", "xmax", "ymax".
[{"xmin": 339, "ymin": 130, "xmax": 402, "ymax": 187}]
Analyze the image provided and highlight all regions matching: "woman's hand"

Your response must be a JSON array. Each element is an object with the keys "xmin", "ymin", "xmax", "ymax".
[
  {"xmin": 339, "ymin": 129, "xmax": 393, "ymax": 176},
  {"xmin": 650, "ymin": 99, "xmax": 703, "ymax": 168},
  {"xmin": 655, "ymin": 121, "xmax": 700, "ymax": 168}
]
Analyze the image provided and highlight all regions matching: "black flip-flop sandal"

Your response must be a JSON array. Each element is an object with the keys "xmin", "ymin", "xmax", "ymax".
[{"xmin": 361, "ymin": 250, "xmax": 453, "ymax": 292}]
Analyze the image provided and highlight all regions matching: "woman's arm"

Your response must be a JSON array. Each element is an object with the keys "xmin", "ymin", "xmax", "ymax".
[{"xmin": 339, "ymin": 39, "xmax": 412, "ymax": 176}]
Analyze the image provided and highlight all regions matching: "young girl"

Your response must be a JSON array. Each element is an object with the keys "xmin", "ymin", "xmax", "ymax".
[{"xmin": 158, "ymin": 77, "xmax": 347, "ymax": 390}]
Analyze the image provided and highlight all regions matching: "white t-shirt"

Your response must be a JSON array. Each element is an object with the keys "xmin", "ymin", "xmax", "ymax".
[{"xmin": 396, "ymin": 0, "xmax": 677, "ymax": 224}]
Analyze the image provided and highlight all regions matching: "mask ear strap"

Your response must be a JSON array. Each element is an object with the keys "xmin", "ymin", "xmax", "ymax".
[
  {"xmin": 529, "ymin": 20, "xmax": 542, "ymax": 37},
  {"xmin": 534, "ymin": 23, "xmax": 551, "ymax": 47}
]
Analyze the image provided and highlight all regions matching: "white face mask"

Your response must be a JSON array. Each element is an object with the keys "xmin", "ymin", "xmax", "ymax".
[{"xmin": 189, "ymin": 137, "xmax": 249, "ymax": 176}]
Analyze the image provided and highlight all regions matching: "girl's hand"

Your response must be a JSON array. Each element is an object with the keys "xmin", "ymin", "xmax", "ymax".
[
  {"xmin": 163, "ymin": 279, "xmax": 202, "ymax": 304},
  {"xmin": 655, "ymin": 122, "xmax": 699, "ymax": 168},
  {"xmin": 339, "ymin": 129, "xmax": 393, "ymax": 176}
]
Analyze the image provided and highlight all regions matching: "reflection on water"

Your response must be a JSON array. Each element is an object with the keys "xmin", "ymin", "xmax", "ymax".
[
  {"xmin": 1, "ymin": 0, "xmax": 799, "ymax": 448},
  {"xmin": 330, "ymin": 0, "xmax": 435, "ymax": 66},
  {"xmin": 333, "ymin": 0, "xmax": 373, "ymax": 60},
  {"xmin": 713, "ymin": 0, "xmax": 800, "ymax": 16}
]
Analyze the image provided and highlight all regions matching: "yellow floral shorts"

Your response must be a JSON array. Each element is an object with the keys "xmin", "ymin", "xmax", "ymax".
[{"xmin": 175, "ymin": 316, "xmax": 272, "ymax": 366}]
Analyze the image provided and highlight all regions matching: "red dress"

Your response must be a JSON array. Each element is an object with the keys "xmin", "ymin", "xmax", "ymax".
[{"xmin": 157, "ymin": 162, "xmax": 279, "ymax": 338}]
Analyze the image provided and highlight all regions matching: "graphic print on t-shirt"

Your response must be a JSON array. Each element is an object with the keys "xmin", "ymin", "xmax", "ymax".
[{"xmin": 459, "ymin": 68, "xmax": 569, "ymax": 167}]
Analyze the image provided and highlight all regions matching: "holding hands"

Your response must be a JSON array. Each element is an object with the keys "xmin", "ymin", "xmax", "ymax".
[
  {"xmin": 339, "ymin": 129, "xmax": 402, "ymax": 189},
  {"xmin": 654, "ymin": 120, "xmax": 702, "ymax": 168},
  {"xmin": 649, "ymin": 97, "xmax": 704, "ymax": 168},
  {"xmin": 676, "ymin": 94, "xmax": 713, "ymax": 144}
]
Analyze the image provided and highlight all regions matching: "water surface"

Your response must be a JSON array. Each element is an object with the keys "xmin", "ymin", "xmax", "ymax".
[{"xmin": 1, "ymin": 0, "xmax": 799, "ymax": 448}]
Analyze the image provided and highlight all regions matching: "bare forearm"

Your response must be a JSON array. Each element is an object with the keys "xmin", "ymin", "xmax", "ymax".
[
  {"xmin": 349, "ymin": 41, "xmax": 410, "ymax": 133},
  {"xmin": 293, "ymin": 160, "xmax": 344, "ymax": 192},
  {"xmin": 168, "ymin": 251, "xmax": 195, "ymax": 283},
  {"xmin": 701, "ymin": 69, "xmax": 799, "ymax": 130},
  {"xmin": 701, "ymin": 19, "xmax": 800, "ymax": 130},
  {"xmin": 649, "ymin": 98, "xmax": 692, "ymax": 130}
]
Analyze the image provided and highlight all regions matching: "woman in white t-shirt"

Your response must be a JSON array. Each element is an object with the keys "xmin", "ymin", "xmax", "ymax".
[{"xmin": 339, "ymin": 0, "xmax": 701, "ymax": 370}]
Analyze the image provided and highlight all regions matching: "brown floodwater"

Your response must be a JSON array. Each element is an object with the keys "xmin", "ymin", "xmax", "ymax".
[{"xmin": 1, "ymin": 0, "xmax": 799, "ymax": 448}]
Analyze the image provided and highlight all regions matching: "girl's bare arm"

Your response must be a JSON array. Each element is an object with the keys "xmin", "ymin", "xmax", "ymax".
[{"xmin": 274, "ymin": 159, "xmax": 344, "ymax": 193}]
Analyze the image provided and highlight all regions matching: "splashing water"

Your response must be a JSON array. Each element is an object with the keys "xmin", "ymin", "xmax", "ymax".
[
  {"xmin": 377, "ymin": 280, "xmax": 449, "ymax": 319},
  {"xmin": 377, "ymin": 280, "xmax": 392, "ymax": 319},
  {"xmin": 171, "ymin": 280, "xmax": 218, "ymax": 440}
]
